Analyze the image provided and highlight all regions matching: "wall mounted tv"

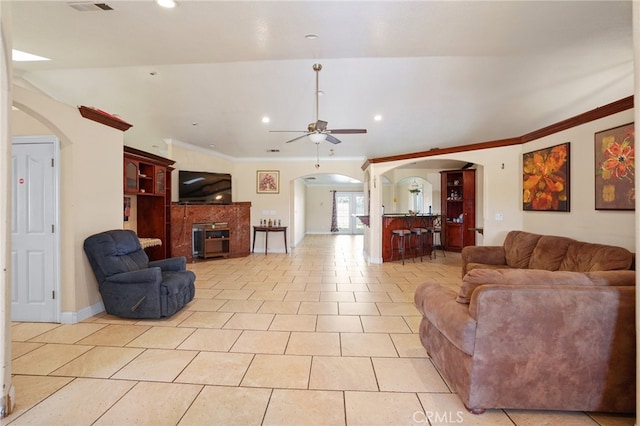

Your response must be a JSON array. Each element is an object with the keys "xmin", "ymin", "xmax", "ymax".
[{"xmin": 178, "ymin": 170, "xmax": 232, "ymax": 205}]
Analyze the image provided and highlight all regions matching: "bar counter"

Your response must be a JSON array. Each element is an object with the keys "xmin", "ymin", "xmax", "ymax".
[{"xmin": 382, "ymin": 214, "xmax": 436, "ymax": 262}]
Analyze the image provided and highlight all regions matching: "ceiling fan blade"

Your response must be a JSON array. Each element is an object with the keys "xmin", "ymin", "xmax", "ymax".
[
  {"xmin": 315, "ymin": 120, "xmax": 328, "ymax": 131},
  {"xmin": 285, "ymin": 133, "xmax": 312, "ymax": 143},
  {"xmin": 325, "ymin": 134, "xmax": 342, "ymax": 144},
  {"xmin": 327, "ymin": 129, "xmax": 368, "ymax": 134}
]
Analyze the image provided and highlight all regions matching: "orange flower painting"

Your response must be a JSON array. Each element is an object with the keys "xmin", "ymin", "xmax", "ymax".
[
  {"xmin": 595, "ymin": 123, "xmax": 634, "ymax": 210},
  {"xmin": 523, "ymin": 142, "xmax": 570, "ymax": 211}
]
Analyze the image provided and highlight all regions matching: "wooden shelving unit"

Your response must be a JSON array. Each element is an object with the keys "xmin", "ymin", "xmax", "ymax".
[
  {"xmin": 124, "ymin": 146, "xmax": 174, "ymax": 260},
  {"xmin": 440, "ymin": 169, "xmax": 476, "ymax": 251}
]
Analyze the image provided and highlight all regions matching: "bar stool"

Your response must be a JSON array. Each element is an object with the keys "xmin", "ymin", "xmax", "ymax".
[
  {"xmin": 427, "ymin": 215, "xmax": 446, "ymax": 259},
  {"xmin": 390, "ymin": 228, "xmax": 413, "ymax": 265},
  {"xmin": 410, "ymin": 216, "xmax": 429, "ymax": 262}
]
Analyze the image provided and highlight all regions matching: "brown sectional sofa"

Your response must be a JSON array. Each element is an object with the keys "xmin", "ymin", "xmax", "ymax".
[{"xmin": 414, "ymin": 230, "xmax": 636, "ymax": 414}]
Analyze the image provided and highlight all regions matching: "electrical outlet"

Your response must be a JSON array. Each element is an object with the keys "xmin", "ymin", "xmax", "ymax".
[{"xmin": 495, "ymin": 213, "xmax": 504, "ymax": 221}]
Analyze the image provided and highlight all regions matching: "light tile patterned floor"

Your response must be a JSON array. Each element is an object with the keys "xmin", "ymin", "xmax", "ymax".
[{"xmin": 5, "ymin": 235, "xmax": 635, "ymax": 425}]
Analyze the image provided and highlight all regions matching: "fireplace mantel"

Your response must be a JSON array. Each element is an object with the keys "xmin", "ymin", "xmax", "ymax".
[{"xmin": 170, "ymin": 203, "xmax": 251, "ymax": 261}]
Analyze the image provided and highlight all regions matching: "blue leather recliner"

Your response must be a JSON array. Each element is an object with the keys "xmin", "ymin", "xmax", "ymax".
[{"xmin": 83, "ymin": 229, "xmax": 195, "ymax": 318}]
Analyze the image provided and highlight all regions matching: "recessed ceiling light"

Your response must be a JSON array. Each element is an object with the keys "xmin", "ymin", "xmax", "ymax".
[
  {"xmin": 12, "ymin": 49, "xmax": 50, "ymax": 62},
  {"xmin": 262, "ymin": 116, "xmax": 270, "ymax": 124},
  {"xmin": 374, "ymin": 114, "xmax": 382, "ymax": 121},
  {"xmin": 305, "ymin": 34, "xmax": 319, "ymax": 40},
  {"xmin": 192, "ymin": 122, "xmax": 198, "ymax": 126},
  {"xmin": 156, "ymin": 0, "xmax": 177, "ymax": 8}
]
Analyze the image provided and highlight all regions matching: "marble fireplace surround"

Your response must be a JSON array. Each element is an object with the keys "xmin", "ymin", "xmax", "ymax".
[{"xmin": 170, "ymin": 202, "xmax": 252, "ymax": 261}]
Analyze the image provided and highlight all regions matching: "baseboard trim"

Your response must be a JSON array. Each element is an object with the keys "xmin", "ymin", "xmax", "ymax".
[{"xmin": 60, "ymin": 301, "xmax": 105, "ymax": 324}]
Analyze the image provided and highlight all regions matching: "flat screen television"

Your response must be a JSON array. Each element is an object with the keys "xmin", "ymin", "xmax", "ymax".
[{"xmin": 178, "ymin": 170, "xmax": 232, "ymax": 204}]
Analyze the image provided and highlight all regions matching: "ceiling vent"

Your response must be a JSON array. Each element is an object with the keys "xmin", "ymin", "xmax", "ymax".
[{"xmin": 67, "ymin": 2, "xmax": 114, "ymax": 12}]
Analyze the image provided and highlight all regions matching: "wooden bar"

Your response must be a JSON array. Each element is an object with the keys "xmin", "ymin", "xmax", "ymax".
[{"xmin": 382, "ymin": 214, "xmax": 435, "ymax": 262}]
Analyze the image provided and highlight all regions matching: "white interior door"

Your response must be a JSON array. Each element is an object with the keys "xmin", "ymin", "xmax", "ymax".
[
  {"xmin": 335, "ymin": 192, "xmax": 365, "ymax": 234},
  {"xmin": 11, "ymin": 137, "xmax": 59, "ymax": 322}
]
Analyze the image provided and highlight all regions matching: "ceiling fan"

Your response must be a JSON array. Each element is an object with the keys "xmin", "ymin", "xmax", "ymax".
[{"xmin": 270, "ymin": 63, "xmax": 367, "ymax": 145}]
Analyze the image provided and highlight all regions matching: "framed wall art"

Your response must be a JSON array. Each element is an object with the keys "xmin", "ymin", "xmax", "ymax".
[
  {"xmin": 594, "ymin": 122, "xmax": 634, "ymax": 210},
  {"xmin": 257, "ymin": 170, "xmax": 280, "ymax": 194},
  {"xmin": 522, "ymin": 142, "xmax": 570, "ymax": 212}
]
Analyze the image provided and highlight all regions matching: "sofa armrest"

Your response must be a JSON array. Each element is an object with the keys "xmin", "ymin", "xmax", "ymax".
[
  {"xmin": 468, "ymin": 283, "xmax": 634, "ymax": 322},
  {"xmin": 461, "ymin": 245, "xmax": 506, "ymax": 276},
  {"xmin": 586, "ymin": 270, "xmax": 636, "ymax": 286},
  {"xmin": 149, "ymin": 257, "xmax": 187, "ymax": 272},
  {"xmin": 100, "ymin": 268, "xmax": 163, "ymax": 318},
  {"xmin": 414, "ymin": 283, "xmax": 477, "ymax": 355},
  {"xmin": 104, "ymin": 268, "xmax": 162, "ymax": 285}
]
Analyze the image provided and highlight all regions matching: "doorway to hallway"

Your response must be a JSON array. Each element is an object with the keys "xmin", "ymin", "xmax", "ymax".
[{"xmin": 335, "ymin": 192, "xmax": 364, "ymax": 234}]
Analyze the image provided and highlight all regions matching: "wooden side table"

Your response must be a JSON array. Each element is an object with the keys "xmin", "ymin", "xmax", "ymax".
[{"xmin": 252, "ymin": 226, "xmax": 288, "ymax": 254}]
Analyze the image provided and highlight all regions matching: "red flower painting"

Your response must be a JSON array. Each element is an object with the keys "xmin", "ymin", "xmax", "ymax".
[
  {"xmin": 257, "ymin": 170, "xmax": 280, "ymax": 194},
  {"xmin": 523, "ymin": 142, "xmax": 570, "ymax": 211},
  {"xmin": 595, "ymin": 123, "xmax": 635, "ymax": 210}
]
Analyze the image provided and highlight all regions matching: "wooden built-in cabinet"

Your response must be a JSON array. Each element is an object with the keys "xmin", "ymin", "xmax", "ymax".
[
  {"xmin": 440, "ymin": 169, "xmax": 476, "ymax": 251},
  {"xmin": 124, "ymin": 146, "xmax": 175, "ymax": 260}
]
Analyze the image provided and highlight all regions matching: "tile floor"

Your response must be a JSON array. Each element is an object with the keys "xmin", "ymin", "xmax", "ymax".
[{"xmin": 5, "ymin": 235, "xmax": 636, "ymax": 425}]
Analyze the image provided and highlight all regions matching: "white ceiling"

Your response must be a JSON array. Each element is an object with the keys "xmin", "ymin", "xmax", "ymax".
[{"xmin": 10, "ymin": 1, "xmax": 635, "ymax": 164}]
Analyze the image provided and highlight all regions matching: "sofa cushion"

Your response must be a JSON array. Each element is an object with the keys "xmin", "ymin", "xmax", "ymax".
[
  {"xmin": 528, "ymin": 235, "xmax": 573, "ymax": 270},
  {"xmin": 503, "ymin": 231, "xmax": 542, "ymax": 268},
  {"xmin": 560, "ymin": 242, "xmax": 633, "ymax": 272},
  {"xmin": 465, "ymin": 262, "xmax": 514, "ymax": 274},
  {"xmin": 457, "ymin": 268, "xmax": 595, "ymax": 304}
]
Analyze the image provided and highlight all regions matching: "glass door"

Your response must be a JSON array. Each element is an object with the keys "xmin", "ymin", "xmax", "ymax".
[{"xmin": 335, "ymin": 192, "xmax": 365, "ymax": 234}]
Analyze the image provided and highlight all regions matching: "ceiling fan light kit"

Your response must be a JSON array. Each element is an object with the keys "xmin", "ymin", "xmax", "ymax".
[
  {"xmin": 308, "ymin": 133, "xmax": 327, "ymax": 143},
  {"xmin": 270, "ymin": 63, "xmax": 367, "ymax": 167}
]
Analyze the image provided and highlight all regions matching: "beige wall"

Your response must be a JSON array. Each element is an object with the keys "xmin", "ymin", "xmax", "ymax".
[
  {"xmin": 305, "ymin": 185, "xmax": 364, "ymax": 234},
  {"xmin": 12, "ymin": 81, "xmax": 123, "ymax": 322},
  {"xmin": 1, "ymin": 0, "xmax": 13, "ymax": 415},
  {"xmin": 8, "ymin": 81, "xmax": 636, "ymax": 318},
  {"xmin": 291, "ymin": 178, "xmax": 307, "ymax": 247},
  {"xmin": 521, "ymin": 109, "xmax": 635, "ymax": 248},
  {"xmin": 364, "ymin": 107, "xmax": 636, "ymax": 263},
  {"xmin": 167, "ymin": 141, "xmax": 365, "ymax": 252}
]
